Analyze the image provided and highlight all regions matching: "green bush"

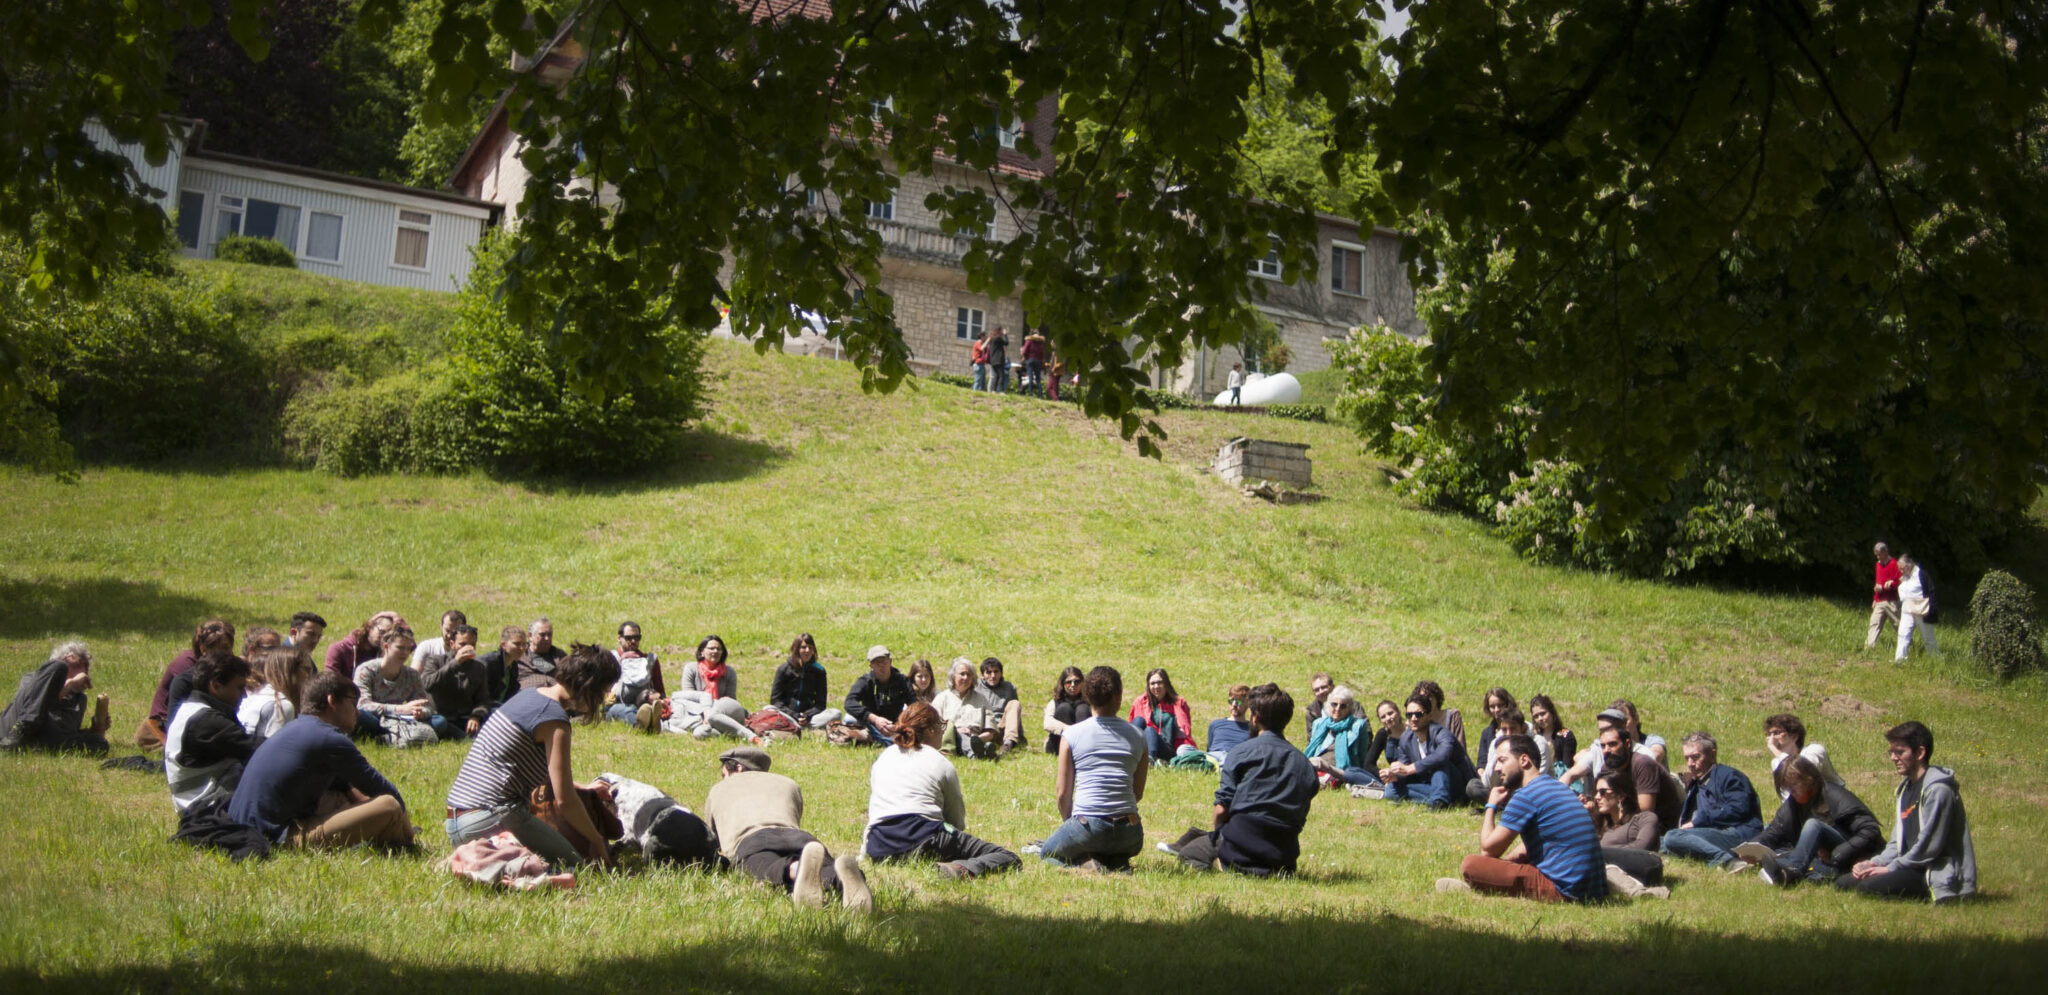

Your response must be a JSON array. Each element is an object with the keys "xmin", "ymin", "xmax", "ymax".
[
  {"xmin": 214, "ymin": 235, "xmax": 298, "ymax": 268},
  {"xmin": 1266, "ymin": 403, "xmax": 1326, "ymax": 423},
  {"xmin": 282, "ymin": 366, "xmax": 476, "ymax": 476},
  {"xmin": 1969, "ymin": 570, "xmax": 2043, "ymax": 679},
  {"xmin": 438, "ymin": 237, "xmax": 705, "ymax": 474},
  {"xmin": 926, "ymin": 372, "xmax": 975, "ymax": 390}
]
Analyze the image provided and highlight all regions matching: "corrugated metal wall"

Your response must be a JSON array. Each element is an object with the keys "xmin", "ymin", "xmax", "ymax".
[
  {"xmin": 181, "ymin": 162, "xmax": 489, "ymax": 293},
  {"xmin": 82, "ymin": 120, "xmax": 186, "ymax": 212}
]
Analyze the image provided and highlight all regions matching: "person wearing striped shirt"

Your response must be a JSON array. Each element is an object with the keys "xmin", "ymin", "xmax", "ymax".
[
  {"xmin": 1446, "ymin": 734, "xmax": 1608, "ymax": 902},
  {"xmin": 444, "ymin": 643, "xmax": 620, "ymax": 869}
]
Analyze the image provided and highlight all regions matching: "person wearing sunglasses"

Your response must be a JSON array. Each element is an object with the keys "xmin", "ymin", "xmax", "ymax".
[
  {"xmin": 1204, "ymin": 683, "xmax": 1254, "ymax": 763},
  {"xmin": 1376, "ymin": 693, "xmax": 1476, "ymax": 808},
  {"xmin": 1592, "ymin": 769, "xmax": 1668, "ymax": 897},
  {"xmin": 1041, "ymin": 666, "xmax": 1089, "ymax": 754}
]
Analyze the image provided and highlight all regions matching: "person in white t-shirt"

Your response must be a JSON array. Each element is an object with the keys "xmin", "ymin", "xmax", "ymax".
[
  {"xmin": 409, "ymin": 609, "xmax": 467, "ymax": 669},
  {"xmin": 861, "ymin": 702, "xmax": 1019, "ymax": 879}
]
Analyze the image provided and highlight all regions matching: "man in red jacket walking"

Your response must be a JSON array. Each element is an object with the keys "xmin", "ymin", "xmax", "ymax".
[{"xmin": 1864, "ymin": 542, "xmax": 1902, "ymax": 650}]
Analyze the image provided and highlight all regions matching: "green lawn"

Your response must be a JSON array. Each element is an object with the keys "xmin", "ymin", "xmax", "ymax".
[{"xmin": 3, "ymin": 330, "xmax": 2043, "ymax": 992}]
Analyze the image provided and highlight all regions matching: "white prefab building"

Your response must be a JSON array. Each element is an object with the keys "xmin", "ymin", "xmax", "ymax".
[{"xmin": 89, "ymin": 121, "xmax": 499, "ymax": 293}]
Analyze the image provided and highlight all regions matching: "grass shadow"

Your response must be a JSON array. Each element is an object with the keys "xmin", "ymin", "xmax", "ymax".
[
  {"xmin": 0, "ymin": 577, "xmax": 236, "ymax": 640},
  {"xmin": 8, "ymin": 899, "xmax": 2031, "ymax": 993},
  {"xmin": 507, "ymin": 428, "xmax": 788, "ymax": 497}
]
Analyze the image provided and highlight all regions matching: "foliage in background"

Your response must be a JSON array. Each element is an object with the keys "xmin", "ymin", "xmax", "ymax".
[
  {"xmin": 283, "ymin": 364, "xmax": 475, "ymax": 474},
  {"xmin": 213, "ymin": 235, "xmax": 299, "ymax": 268},
  {"xmin": 1331, "ymin": 326, "xmax": 2001, "ymax": 579},
  {"xmin": 1265, "ymin": 403, "xmax": 1325, "ymax": 423},
  {"xmin": 1367, "ymin": 0, "xmax": 2048, "ymax": 546},
  {"xmin": 1969, "ymin": 570, "xmax": 2043, "ymax": 680},
  {"xmin": 1238, "ymin": 45, "xmax": 1385, "ymax": 220}
]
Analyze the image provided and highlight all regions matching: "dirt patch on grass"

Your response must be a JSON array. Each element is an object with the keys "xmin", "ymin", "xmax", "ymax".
[{"xmin": 1820, "ymin": 694, "xmax": 1882, "ymax": 720}]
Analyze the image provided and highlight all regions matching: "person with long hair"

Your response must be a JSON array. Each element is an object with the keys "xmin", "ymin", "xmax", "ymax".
[
  {"xmin": 1592, "ymin": 769, "xmax": 1667, "ymax": 896},
  {"xmin": 445, "ymin": 643, "xmax": 621, "ymax": 869},
  {"xmin": 1528, "ymin": 695, "xmax": 1575, "ymax": 780},
  {"xmin": 324, "ymin": 611, "xmax": 404, "ymax": 677},
  {"xmin": 1127, "ymin": 667, "xmax": 1196, "ymax": 765},
  {"xmin": 1041, "ymin": 666, "xmax": 1088, "ymax": 754},
  {"xmin": 238, "ymin": 644, "xmax": 314, "ymax": 745},
  {"xmin": 1737, "ymin": 756, "xmax": 1883, "ymax": 887},
  {"xmin": 664, "ymin": 634, "xmax": 756, "ymax": 741},
  {"xmin": 141, "ymin": 618, "xmax": 234, "ymax": 748},
  {"xmin": 862, "ymin": 702, "xmax": 1020, "ymax": 879},
  {"xmin": 768, "ymin": 633, "xmax": 841, "ymax": 728},
  {"xmin": 1475, "ymin": 687, "xmax": 1518, "ymax": 763},
  {"xmin": 907, "ymin": 658, "xmax": 938, "ymax": 705}
]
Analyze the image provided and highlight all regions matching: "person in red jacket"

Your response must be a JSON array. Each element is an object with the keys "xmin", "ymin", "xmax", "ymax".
[{"xmin": 1865, "ymin": 542, "xmax": 1902, "ymax": 650}]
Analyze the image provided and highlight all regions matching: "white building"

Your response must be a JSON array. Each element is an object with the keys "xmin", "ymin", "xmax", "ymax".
[{"xmin": 90, "ymin": 120, "xmax": 500, "ymax": 293}]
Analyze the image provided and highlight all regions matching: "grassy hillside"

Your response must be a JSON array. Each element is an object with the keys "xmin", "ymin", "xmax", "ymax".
[{"xmin": 2, "ymin": 276, "xmax": 2043, "ymax": 990}]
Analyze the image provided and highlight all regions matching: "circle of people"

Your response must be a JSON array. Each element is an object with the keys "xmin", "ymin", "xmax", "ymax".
[{"xmin": 0, "ymin": 607, "xmax": 1975, "ymax": 907}]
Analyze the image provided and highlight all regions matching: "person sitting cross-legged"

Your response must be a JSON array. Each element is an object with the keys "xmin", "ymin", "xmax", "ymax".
[
  {"xmin": 1378, "ymin": 693, "xmax": 1477, "ymax": 808},
  {"xmin": 1, "ymin": 640, "xmax": 110, "ymax": 755},
  {"xmin": 1734, "ymin": 756, "xmax": 1883, "ymax": 888},
  {"xmin": 1037, "ymin": 666, "xmax": 1148, "ymax": 872},
  {"xmin": 1164, "ymin": 683, "xmax": 1317, "ymax": 876},
  {"xmin": 842, "ymin": 646, "xmax": 914, "ymax": 746},
  {"xmin": 767, "ymin": 633, "xmax": 842, "ymax": 729},
  {"xmin": 1835, "ymin": 721, "xmax": 1977, "ymax": 903},
  {"xmin": 420, "ymin": 624, "xmax": 494, "ymax": 739},
  {"xmin": 1591, "ymin": 769, "xmax": 1668, "ymax": 898},
  {"xmin": 704, "ymin": 746, "xmax": 873, "ymax": 909},
  {"xmin": 862, "ymin": 702, "xmax": 1020, "ymax": 880},
  {"xmin": 1441, "ymin": 734, "xmax": 1608, "ymax": 903},
  {"xmin": 226, "ymin": 672, "xmax": 417, "ymax": 850},
  {"xmin": 1660, "ymin": 731, "xmax": 1763, "ymax": 870},
  {"xmin": 933, "ymin": 657, "xmax": 1006, "ymax": 759}
]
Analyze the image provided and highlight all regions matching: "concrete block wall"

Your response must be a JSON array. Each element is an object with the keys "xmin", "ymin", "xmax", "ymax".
[{"xmin": 1215, "ymin": 437, "xmax": 1313, "ymax": 487}]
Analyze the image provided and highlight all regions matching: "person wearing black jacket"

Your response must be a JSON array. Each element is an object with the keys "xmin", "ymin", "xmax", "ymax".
[
  {"xmin": 769, "ymin": 634, "xmax": 840, "ymax": 728},
  {"xmin": 420, "ymin": 625, "xmax": 494, "ymax": 738},
  {"xmin": 843, "ymin": 646, "xmax": 913, "ymax": 744},
  {"xmin": 1165, "ymin": 684, "xmax": 1317, "ymax": 876},
  {"xmin": 1738, "ymin": 756, "xmax": 1884, "ymax": 886},
  {"xmin": 478, "ymin": 624, "xmax": 530, "ymax": 705},
  {"xmin": 0, "ymin": 641, "xmax": 109, "ymax": 755},
  {"xmin": 164, "ymin": 653, "xmax": 257, "ymax": 813}
]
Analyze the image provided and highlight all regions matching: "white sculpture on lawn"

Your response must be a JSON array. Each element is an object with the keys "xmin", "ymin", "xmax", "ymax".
[{"xmin": 1214, "ymin": 372, "xmax": 1303, "ymax": 407}]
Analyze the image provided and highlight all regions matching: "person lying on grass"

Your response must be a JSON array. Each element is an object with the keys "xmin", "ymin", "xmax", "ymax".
[
  {"xmin": 1038, "ymin": 666, "xmax": 1148, "ymax": 872},
  {"xmin": 0, "ymin": 640, "xmax": 110, "ymax": 756},
  {"xmin": 226, "ymin": 672, "xmax": 416, "ymax": 850},
  {"xmin": 862, "ymin": 702, "xmax": 1020, "ymax": 880},
  {"xmin": 445, "ymin": 643, "xmax": 619, "ymax": 869},
  {"xmin": 1442, "ymin": 734, "xmax": 1608, "ymax": 903},
  {"xmin": 703, "ymin": 745, "xmax": 872, "ymax": 909},
  {"xmin": 1162, "ymin": 682, "xmax": 1316, "ymax": 876}
]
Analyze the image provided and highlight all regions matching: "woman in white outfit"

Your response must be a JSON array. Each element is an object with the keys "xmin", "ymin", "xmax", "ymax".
[{"xmin": 1894, "ymin": 554, "xmax": 1937, "ymax": 662}]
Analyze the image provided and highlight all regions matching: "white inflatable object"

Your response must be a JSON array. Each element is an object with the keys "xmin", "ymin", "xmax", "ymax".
[{"xmin": 1214, "ymin": 371, "xmax": 1302, "ymax": 407}]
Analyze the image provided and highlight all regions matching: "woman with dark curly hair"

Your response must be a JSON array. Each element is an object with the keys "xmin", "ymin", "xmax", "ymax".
[
  {"xmin": 1041, "ymin": 666, "xmax": 1088, "ymax": 754},
  {"xmin": 1127, "ymin": 668, "xmax": 1195, "ymax": 764}
]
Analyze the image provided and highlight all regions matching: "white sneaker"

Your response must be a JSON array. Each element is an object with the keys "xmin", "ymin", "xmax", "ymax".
[
  {"xmin": 1347, "ymin": 785, "xmax": 1383, "ymax": 800},
  {"xmin": 836, "ymin": 853, "xmax": 872, "ymax": 912},
  {"xmin": 1020, "ymin": 841, "xmax": 1043, "ymax": 857},
  {"xmin": 1156, "ymin": 841, "xmax": 1178, "ymax": 855},
  {"xmin": 791, "ymin": 842, "xmax": 828, "ymax": 907}
]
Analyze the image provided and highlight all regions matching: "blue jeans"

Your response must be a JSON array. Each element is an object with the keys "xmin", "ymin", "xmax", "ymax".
[
  {"xmin": 605, "ymin": 703, "xmax": 640, "ymax": 724},
  {"xmin": 1339, "ymin": 767, "xmax": 1384, "ymax": 788},
  {"xmin": 1782, "ymin": 819, "xmax": 1849, "ymax": 879},
  {"xmin": 1384, "ymin": 769, "xmax": 1455, "ymax": 808},
  {"xmin": 992, "ymin": 363, "xmax": 1010, "ymax": 392},
  {"xmin": 1041, "ymin": 814, "xmax": 1143, "ymax": 869},
  {"xmin": 424, "ymin": 713, "xmax": 453, "ymax": 740},
  {"xmin": 446, "ymin": 802, "xmax": 583, "ymax": 869},
  {"xmin": 1024, "ymin": 359, "xmax": 1044, "ymax": 394},
  {"xmin": 1662, "ymin": 826, "xmax": 1749, "ymax": 867},
  {"xmin": 972, "ymin": 363, "xmax": 989, "ymax": 390}
]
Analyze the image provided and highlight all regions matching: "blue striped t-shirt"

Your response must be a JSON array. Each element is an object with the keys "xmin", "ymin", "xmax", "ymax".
[{"xmin": 1498, "ymin": 774, "xmax": 1607, "ymax": 901}]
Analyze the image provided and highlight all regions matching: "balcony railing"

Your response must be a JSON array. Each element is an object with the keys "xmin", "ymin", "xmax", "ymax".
[{"xmin": 872, "ymin": 217, "xmax": 974, "ymax": 265}]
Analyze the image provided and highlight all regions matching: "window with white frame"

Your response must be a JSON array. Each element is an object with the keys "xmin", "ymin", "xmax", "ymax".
[
  {"xmin": 866, "ymin": 195, "xmax": 894, "ymax": 221},
  {"xmin": 175, "ymin": 191, "xmax": 206, "ymax": 248},
  {"xmin": 1248, "ymin": 236, "xmax": 1281, "ymax": 279},
  {"xmin": 393, "ymin": 209, "xmax": 432, "ymax": 269},
  {"xmin": 213, "ymin": 196, "xmax": 245, "ymax": 247},
  {"xmin": 1330, "ymin": 242, "xmax": 1365, "ymax": 296},
  {"xmin": 244, "ymin": 198, "xmax": 301, "ymax": 252},
  {"xmin": 956, "ymin": 306, "xmax": 984, "ymax": 340},
  {"xmin": 870, "ymin": 97, "xmax": 893, "ymax": 120},
  {"xmin": 304, "ymin": 212, "xmax": 344, "ymax": 262},
  {"xmin": 998, "ymin": 117, "xmax": 1021, "ymax": 149}
]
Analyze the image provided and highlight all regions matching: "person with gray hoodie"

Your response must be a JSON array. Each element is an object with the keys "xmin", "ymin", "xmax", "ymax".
[{"xmin": 1837, "ymin": 721, "xmax": 1976, "ymax": 903}]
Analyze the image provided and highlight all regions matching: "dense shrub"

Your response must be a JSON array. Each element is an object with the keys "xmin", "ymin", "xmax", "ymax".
[
  {"xmin": 1969, "ymin": 570, "xmax": 2043, "ymax": 679},
  {"xmin": 282, "ymin": 366, "xmax": 475, "ymax": 475},
  {"xmin": 1266, "ymin": 403, "xmax": 1326, "ymax": 423},
  {"xmin": 926, "ymin": 372, "xmax": 975, "ymax": 390},
  {"xmin": 214, "ymin": 235, "xmax": 298, "ymax": 268}
]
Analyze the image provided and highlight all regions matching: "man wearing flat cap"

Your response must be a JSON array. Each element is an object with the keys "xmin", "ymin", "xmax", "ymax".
[{"xmin": 702, "ymin": 746, "xmax": 871, "ymax": 910}]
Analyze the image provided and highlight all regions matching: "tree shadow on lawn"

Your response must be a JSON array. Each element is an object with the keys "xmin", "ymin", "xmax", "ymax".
[
  {"xmin": 0, "ymin": 577, "xmax": 238, "ymax": 640},
  {"xmin": 507, "ymin": 428, "xmax": 788, "ymax": 497},
  {"xmin": 16, "ymin": 900, "xmax": 2032, "ymax": 993}
]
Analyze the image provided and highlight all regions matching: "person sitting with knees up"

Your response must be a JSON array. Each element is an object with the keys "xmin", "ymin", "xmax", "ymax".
[
  {"xmin": 1127, "ymin": 667, "xmax": 1197, "ymax": 765},
  {"xmin": 420, "ymin": 624, "xmax": 494, "ymax": 739},
  {"xmin": 703, "ymin": 746, "xmax": 872, "ymax": 909},
  {"xmin": 1, "ymin": 640, "xmax": 110, "ymax": 755},
  {"xmin": 842, "ymin": 647, "xmax": 914, "ymax": 746},
  {"xmin": 1441, "ymin": 734, "xmax": 1607, "ymax": 903},
  {"xmin": 1592, "ymin": 769, "xmax": 1667, "ymax": 898},
  {"xmin": 1378, "ymin": 693, "xmax": 1477, "ymax": 808},
  {"xmin": 1043, "ymin": 666, "xmax": 1090, "ymax": 755},
  {"xmin": 1304, "ymin": 686, "xmax": 1380, "ymax": 791},
  {"xmin": 863, "ymin": 702, "xmax": 1020, "ymax": 880},
  {"xmin": 604, "ymin": 621, "xmax": 669, "ymax": 734},
  {"xmin": 1037, "ymin": 666, "xmax": 1148, "ymax": 872},
  {"xmin": 227, "ymin": 672, "xmax": 416, "ymax": 850},
  {"xmin": 1736, "ymin": 756, "xmax": 1883, "ymax": 888},
  {"xmin": 164, "ymin": 652, "xmax": 256, "ymax": 813},
  {"xmin": 1660, "ymin": 731, "xmax": 1763, "ymax": 870},
  {"xmin": 768, "ymin": 633, "xmax": 842, "ymax": 730},
  {"xmin": 978, "ymin": 657, "xmax": 1025, "ymax": 755},
  {"xmin": 933, "ymin": 657, "xmax": 1006, "ymax": 759},
  {"xmin": 1163, "ymin": 683, "xmax": 1317, "ymax": 876},
  {"xmin": 1837, "ymin": 721, "xmax": 1977, "ymax": 903},
  {"xmin": 445, "ymin": 643, "xmax": 620, "ymax": 869}
]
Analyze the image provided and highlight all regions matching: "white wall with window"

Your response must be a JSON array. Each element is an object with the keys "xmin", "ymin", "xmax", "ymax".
[{"xmin": 177, "ymin": 154, "xmax": 495, "ymax": 291}]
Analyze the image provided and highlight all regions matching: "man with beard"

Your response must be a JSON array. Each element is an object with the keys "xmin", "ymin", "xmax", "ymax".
[{"xmin": 1442, "ymin": 734, "xmax": 1607, "ymax": 902}]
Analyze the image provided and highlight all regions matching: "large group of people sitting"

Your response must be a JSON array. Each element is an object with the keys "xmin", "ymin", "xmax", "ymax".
[{"xmin": 0, "ymin": 611, "xmax": 1980, "ymax": 910}]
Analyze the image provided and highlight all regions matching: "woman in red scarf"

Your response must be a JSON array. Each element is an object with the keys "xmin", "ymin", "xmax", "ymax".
[{"xmin": 665, "ymin": 635, "xmax": 756, "ymax": 742}]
